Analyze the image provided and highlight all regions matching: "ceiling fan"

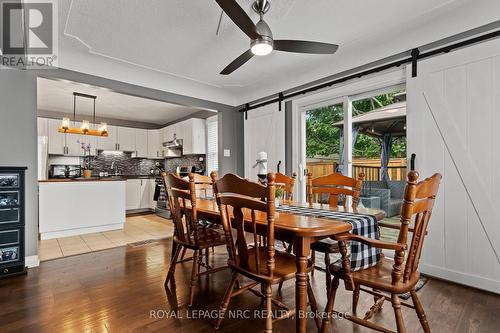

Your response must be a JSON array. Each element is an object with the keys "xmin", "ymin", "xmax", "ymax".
[{"xmin": 216, "ymin": 0, "xmax": 339, "ymax": 75}]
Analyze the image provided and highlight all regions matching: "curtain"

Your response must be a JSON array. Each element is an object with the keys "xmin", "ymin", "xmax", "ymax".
[
  {"xmin": 337, "ymin": 126, "xmax": 359, "ymax": 174},
  {"xmin": 380, "ymin": 133, "xmax": 393, "ymax": 182}
]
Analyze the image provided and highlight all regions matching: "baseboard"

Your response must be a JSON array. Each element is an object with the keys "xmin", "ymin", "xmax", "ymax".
[
  {"xmin": 40, "ymin": 223, "xmax": 124, "ymax": 240},
  {"xmin": 25, "ymin": 255, "xmax": 40, "ymax": 268},
  {"xmin": 420, "ymin": 263, "xmax": 500, "ymax": 295}
]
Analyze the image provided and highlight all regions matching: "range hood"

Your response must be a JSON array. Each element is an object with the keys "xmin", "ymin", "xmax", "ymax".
[{"xmin": 162, "ymin": 136, "xmax": 183, "ymax": 157}]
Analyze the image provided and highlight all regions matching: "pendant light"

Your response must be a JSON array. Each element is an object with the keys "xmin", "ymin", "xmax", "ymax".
[{"xmin": 58, "ymin": 92, "xmax": 108, "ymax": 137}]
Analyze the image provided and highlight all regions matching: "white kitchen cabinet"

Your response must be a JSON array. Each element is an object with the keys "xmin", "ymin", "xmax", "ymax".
[
  {"xmin": 181, "ymin": 118, "xmax": 206, "ymax": 155},
  {"xmin": 140, "ymin": 178, "xmax": 155, "ymax": 209},
  {"xmin": 126, "ymin": 179, "xmax": 141, "ymax": 210},
  {"xmin": 126, "ymin": 178, "xmax": 155, "ymax": 211},
  {"xmin": 97, "ymin": 125, "xmax": 118, "ymax": 151},
  {"xmin": 47, "ymin": 118, "xmax": 66, "ymax": 155},
  {"xmin": 133, "ymin": 129, "xmax": 148, "ymax": 158},
  {"xmin": 117, "ymin": 127, "xmax": 136, "ymax": 152},
  {"xmin": 147, "ymin": 129, "xmax": 164, "ymax": 159},
  {"xmin": 37, "ymin": 117, "xmax": 48, "ymax": 137}
]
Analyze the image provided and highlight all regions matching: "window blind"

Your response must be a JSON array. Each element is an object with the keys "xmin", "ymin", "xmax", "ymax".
[{"xmin": 206, "ymin": 116, "xmax": 218, "ymax": 174}]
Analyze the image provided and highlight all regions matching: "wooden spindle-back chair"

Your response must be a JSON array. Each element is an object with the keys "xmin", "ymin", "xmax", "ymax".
[
  {"xmin": 211, "ymin": 172, "xmax": 319, "ymax": 332},
  {"xmin": 274, "ymin": 172, "xmax": 297, "ymax": 201},
  {"xmin": 321, "ymin": 171, "xmax": 442, "ymax": 333},
  {"xmin": 162, "ymin": 172, "xmax": 227, "ymax": 307},
  {"xmin": 191, "ymin": 173, "xmax": 213, "ymax": 199},
  {"xmin": 308, "ymin": 172, "xmax": 364, "ymax": 292}
]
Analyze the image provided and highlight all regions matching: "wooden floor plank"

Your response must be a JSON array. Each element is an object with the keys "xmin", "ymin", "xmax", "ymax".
[{"xmin": 0, "ymin": 238, "xmax": 499, "ymax": 332}]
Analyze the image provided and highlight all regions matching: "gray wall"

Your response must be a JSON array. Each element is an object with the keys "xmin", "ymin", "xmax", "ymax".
[{"xmin": 0, "ymin": 69, "xmax": 38, "ymax": 257}]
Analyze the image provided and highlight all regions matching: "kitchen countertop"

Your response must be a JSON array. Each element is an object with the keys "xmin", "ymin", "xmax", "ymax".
[{"xmin": 39, "ymin": 175, "xmax": 157, "ymax": 183}]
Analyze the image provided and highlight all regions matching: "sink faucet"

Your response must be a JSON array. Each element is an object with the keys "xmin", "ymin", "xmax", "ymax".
[{"xmin": 110, "ymin": 162, "xmax": 119, "ymax": 176}]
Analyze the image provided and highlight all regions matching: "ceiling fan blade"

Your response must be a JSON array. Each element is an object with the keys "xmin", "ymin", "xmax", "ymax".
[
  {"xmin": 216, "ymin": 0, "xmax": 260, "ymax": 39},
  {"xmin": 274, "ymin": 40, "xmax": 339, "ymax": 54},
  {"xmin": 221, "ymin": 49, "xmax": 254, "ymax": 75}
]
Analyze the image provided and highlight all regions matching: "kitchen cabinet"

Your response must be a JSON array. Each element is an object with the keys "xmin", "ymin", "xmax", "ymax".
[
  {"xmin": 117, "ymin": 127, "xmax": 136, "ymax": 152},
  {"xmin": 126, "ymin": 178, "xmax": 155, "ymax": 211},
  {"xmin": 47, "ymin": 118, "xmax": 65, "ymax": 155},
  {"xmin": 37, "ymin": 118, "xmax": 48, "ymax": 137},
  {"xmin": 147, "ymin": 129, "xmax": 163, "ymax": 159},
  {"xmin": 97, "ymin": 125, "xmax": 118, "ymax": 151},
  {"xmin": 180, "ymin": 118, "xmax": 206, "ymax": 155},
  {"xmin": 126, "ymin": 179, "xmax": 141, "ymax": 210},
  {"xmin": 133, "ymin": 129, "xmax": 148, "ymax": 158}
]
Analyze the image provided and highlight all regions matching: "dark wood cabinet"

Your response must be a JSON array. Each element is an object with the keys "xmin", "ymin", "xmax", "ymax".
[{"xmin": 0, "ymin": 167, "xmax": 27, "ymax": 278}]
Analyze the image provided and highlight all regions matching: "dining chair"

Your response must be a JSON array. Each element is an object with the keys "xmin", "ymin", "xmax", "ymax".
[
  {"xmin": 163, "ymin": 172, "xmax": 227, "ymax": 307},
  {"xmin": 211, "ymin": 172, "xmax": 319, "ymax": 332},
  {"xmin": 274, "ymin": 172, "xmax": 297, "ymax": 200},
  {"xmin": 320, "ymin": 171, "xmax": 442, "ymax": 333},
  {"xmin": 307, "ymin": 172, "xmax": 364, "ymax": 293}
]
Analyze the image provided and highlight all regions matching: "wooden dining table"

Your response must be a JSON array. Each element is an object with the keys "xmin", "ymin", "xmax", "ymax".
[{"xmin": 190, "ymin": 199, "xmax": 385, "ymax": 333}]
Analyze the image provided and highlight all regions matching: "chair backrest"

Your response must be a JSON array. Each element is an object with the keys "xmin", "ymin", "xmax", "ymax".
[
  {"xmin": 307, "ymin": 172, "xmax": 364, "ymax": 208},
  {"xmin": 191, "ymin": 173, "xmax": 213, "ymax": 198},
  {"xmin": 162, "ymin": 172, "xmax": 200, "ymax": 245},
  {"xmin": 274, "ymin": 172, "xmax": 297, "ymax": 200},
  {"xmin": 392, "ymin": 171, "xmax": 442, "ymax": 284},
  {"xmin": 211, "ymin": 172, "xmax": 276, "ymax": 278}
]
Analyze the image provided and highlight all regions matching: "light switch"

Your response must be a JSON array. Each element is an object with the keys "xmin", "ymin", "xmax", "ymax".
[{"xmin": 224, "ymin": 149, "xmax": 231, "ymax": 157}]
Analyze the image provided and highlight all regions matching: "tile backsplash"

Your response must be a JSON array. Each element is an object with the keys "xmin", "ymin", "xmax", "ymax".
[
  {"xmin": 91, "ymin": 151, "xmax": 159, "ymax": 175},
  {"xmin": 164, "ymin": 155, "xmax": 206, "ymax": 173}
]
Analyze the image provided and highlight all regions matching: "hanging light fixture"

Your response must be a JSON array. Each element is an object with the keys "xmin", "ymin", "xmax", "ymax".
[{"xmin": 58, "ymin": 92, "xmax": 108, "ymax": 137}]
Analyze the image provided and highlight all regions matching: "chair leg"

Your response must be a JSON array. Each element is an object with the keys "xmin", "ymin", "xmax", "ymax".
[
  {"xmin": 180, "ymin": 247, "xmax": 187, "ymax": 261},
  {"xmin": 324, "ymin": 253, "xmax": 331, "ymax": 294},
  {"xmin": 320, "ymin": 276, "xmax": 339, "ymax": 333},
  {"xmin": 307, "ymin": 279, "xmax": 321, "ymax": 331},
  {"xmin": 352, "ymin": 285, "xmax": 360, "ymax": 314},
  {"xmin": 188, "ymin": 250, "xmax": 199, "ymax": 307},
  {"xmin": 214, "ymin": 272, "xmax": 238, "ymax": 329},
  {"xmin": 311, "ymin": 250, "xmax": 316, "ymax": 276},
  {"xmin": 264, "ymin": 284, "xmax": 273, "ymax": 333},
  {"xmin": 277, "ymin": 280, "xmax": 284, "ymax": 292},
  {"xmin": 391, "ymin": 293, "xmax": 407, "ymax": 333},
  {"xmin": 410, "ymin": 289, "xmax": 431, "ymax": 333},
  {"xmin": 165, "ymin": 244, "xmax": 181, "ymax": 287}
]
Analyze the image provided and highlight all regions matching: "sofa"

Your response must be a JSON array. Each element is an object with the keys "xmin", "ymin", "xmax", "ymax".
[{"xmin": 361, "ymin": 180, "xmax": 405, "ymax": 217}]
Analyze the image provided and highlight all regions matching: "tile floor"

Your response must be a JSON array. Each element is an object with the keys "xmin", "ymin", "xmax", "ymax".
[{"xmin": 38, "ymin": 214, "xmax": 174, "ymax": 261}]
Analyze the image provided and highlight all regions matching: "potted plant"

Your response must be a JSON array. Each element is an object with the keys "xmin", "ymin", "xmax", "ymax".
[
  {"xmin": 78, "ymin": 140, "xmax": 94, "ymax": 178},
  {"xmin": 275, "ymin": 187, "xmax": 284, "ymax": 207}
]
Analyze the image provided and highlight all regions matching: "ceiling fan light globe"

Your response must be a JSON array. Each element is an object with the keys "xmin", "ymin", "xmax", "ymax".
[{"xmin": 251, "ymin": 38, "xmax": 273, "ymax": 56}]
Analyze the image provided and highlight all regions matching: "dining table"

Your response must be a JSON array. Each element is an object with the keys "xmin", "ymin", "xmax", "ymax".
[{"xmin": 190, "ymin": 199, "xmax": 385, "ymax": 333}]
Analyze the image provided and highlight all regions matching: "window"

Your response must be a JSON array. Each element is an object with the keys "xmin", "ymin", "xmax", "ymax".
[{"xmin": 206, "ymin": 115, "xmax": 218, "ymax": 173}]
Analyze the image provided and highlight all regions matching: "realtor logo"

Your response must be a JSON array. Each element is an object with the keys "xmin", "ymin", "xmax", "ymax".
[{"xmin": 1, "ymin": 0, "xmax": 58, "ymax": 68}]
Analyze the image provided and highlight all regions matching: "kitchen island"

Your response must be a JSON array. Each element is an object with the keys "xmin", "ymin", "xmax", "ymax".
[{"xmin": 38, "ymin": 178, "xmax": 126, "ymax": 240}]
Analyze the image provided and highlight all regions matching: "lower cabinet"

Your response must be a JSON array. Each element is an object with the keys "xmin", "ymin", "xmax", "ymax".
[{"xmin": 126, "ymin": 179, "xmax": 155, "ymax": 211}]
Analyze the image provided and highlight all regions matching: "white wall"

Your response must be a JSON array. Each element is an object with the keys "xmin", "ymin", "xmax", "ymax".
[
  {"xmin": 244, "ymin": 103, "xmax": 285, "ymax": 180},
  {"xmin": 407, "ymin": 38, "xmax": 500, "ymax": 294}
]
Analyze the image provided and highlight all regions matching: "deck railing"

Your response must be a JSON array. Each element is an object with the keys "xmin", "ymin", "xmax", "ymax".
[{"xmin": 306, "ymin": 158, "xmax": 407, "ymax": 181}]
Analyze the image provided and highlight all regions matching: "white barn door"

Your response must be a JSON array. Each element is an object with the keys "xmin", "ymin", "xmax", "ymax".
[
  {"xmin": 244, "ymin": 103, "xmax": 285, "ymax": 181},
  {"xmin": 407, "ymin": 38, "xmax": 500, "ymax": 293}
]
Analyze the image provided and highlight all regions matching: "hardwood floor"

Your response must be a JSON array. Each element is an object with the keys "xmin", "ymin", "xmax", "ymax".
[{"xmin": 1, "ymin": 238, "xmax": 499, "ymax": 332}]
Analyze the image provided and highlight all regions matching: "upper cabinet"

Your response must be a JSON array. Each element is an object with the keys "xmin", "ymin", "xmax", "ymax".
[
  {"xmin": 134, "ymin": 129, "xmax": 148, "ymax": 158},
  {"xmin": 97, "ymin": 125, "xmax": 118, "ymax": 151},
  {"xmin": 180, "ymin": 118, "xmax": 206, "ymax": 155},
  {"xmin": 147, "ymin": 129, "xmax": 163, "ymax": 159},
  {"xmin": 41, "ymin": 117, "xmax": 206, "ymax": 157}
]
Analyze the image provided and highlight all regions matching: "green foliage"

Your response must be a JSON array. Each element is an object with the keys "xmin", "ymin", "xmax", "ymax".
[
  {"xmin": 306, "ymin": 92, "xmax": 406, "ymax": 159},
  {"xmin": 275, "ymin": 187, "xmax": 285, "ymax": 199}
]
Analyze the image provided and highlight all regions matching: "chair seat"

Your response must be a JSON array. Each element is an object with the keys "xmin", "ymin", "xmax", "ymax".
[
  {"xmin": 329, "ymin": 256, "xmax": 420, "ymax": 294},
  {"xmin": 175, "ymin": 226, "xmax": 226, "ymax": 249},
  {"xmin": 230, "ymin": 247, "xmax": 313, "ymax": 284},
  {"xmin": 311, "ymin": 238, "xmax": 340, "ymax": 253}
]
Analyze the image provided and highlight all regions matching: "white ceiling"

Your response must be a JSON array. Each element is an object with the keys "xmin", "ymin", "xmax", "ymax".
[
  {"xmin": 55, "ymin": 0, "xmax": 500, "ymax": 105},
  {"xmin": 37, "ymin": 78, "xmax": 212, "ymax": 125}
]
